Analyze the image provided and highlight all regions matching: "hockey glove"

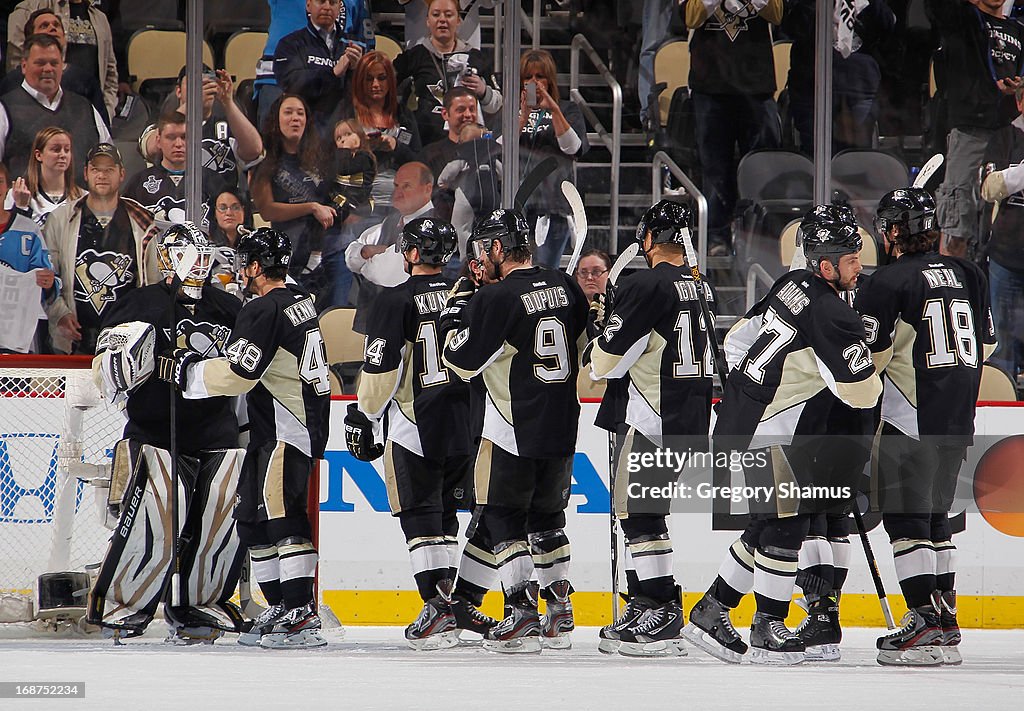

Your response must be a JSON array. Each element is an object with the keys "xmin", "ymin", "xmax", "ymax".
[
  {"xmin": 438, "ymin": 276, "xmax": 477, "ymax": 338},
  {"xmin": 156, "ymin": 348, "xmax": 202, "ymax": 390},
  {"xmin": 587, "ymin": 292, "xmax": 607, "ymax": 338},
  {"xmin": 344, "ymin": 403, "xmax": 384, "ymax": 461}
]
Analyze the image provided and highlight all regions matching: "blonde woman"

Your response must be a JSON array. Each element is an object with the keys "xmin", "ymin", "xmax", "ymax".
[{"xmin": 7, "ymin": 127, "xmax": 84, "ymax": 227}]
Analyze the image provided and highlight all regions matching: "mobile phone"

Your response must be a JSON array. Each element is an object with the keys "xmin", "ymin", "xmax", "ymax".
[
  {"xmin": 525, "ymin": 81, "xmax": 538, "ymax": 108},
  {"xmin": 202, "ymin": 69, "xmax": 217, "ymax": 83}
]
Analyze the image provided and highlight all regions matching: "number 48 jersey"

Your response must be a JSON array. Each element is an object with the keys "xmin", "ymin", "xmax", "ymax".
[
  {"xmin": 854, "ymin": 252, "xmax": 997, "ymax": 442},
  {"xmin": 357, "ymin": 274, "xmax": 472, "ymax": 460}
]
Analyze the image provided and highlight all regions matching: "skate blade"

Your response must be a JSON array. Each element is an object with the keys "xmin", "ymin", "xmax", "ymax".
[
  {"xmin": 597, "ymin": 638, "xmax": 621, "ymax": 655},
  {"xmin": 541, "ymin": 633, "xmax": 572, "ymax": 650},
  {"xmin": 749, "ymin": 647, "xmax": 806, "ymax": 666},
  {"xmin": 617, "ymin": 638, "xmax": 688, "ymax": 658},
  {"xmin": 876, "ymin": 646, "xmax": 943, "ymax": 667},
  {"xmin": 453, "ymin": 630, "xmax": 485, "ymax": 647},
  {"xmin": 260, "ymin": 629, "xmax": 328, "ymax": 649},
  {"xmin": 407, "ymin": 630, "xmax": 459, "ymax": 651},
  {"xmin": 237, "ymin": 631, "xmax": 264, "ymax": 647},
  {"xmin": 681, "ymin": 623, "xmax": 744, "ymax": 664},
  {"xmin": 482, "ymin": 636, "xmax": 543, "ymax": 654},
  {"xmin": 941, "ymin": 646, "xmax": 962, "ymax": 665},
  {"xmin": 804, "ymin": 643, "xmax": 840, "ymax": 662}
]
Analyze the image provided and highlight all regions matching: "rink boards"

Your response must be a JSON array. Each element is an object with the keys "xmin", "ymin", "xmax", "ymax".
[{"xmin": 319, "ymin": 399, "xmax": 1024, "ymax": 628}]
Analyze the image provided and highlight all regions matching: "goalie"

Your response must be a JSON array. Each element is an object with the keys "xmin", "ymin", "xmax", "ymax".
[{"xmin": 87, "ymin": 222, "xmax": 245, "ymax": 643}]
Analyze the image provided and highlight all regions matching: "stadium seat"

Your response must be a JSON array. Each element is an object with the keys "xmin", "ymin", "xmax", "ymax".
[
  {"xmin": 207, "ymin": 0, "xmax": 271, "ymax": 35},
  {"xmin": 979, "ymin": 364, "xmax": 1018, "ymax": 402},
  {"xmin": 772, "ymin": 40, "xmax": 791, "ymax": 101},
  {"xmin": 374, "ymin": 35, "xmax": 403, "ymax": 62},
  {"xmin": 116, "ymin": 1, "xmax": 183, "ymax": 33},
  {"xmin": 127, "ymin": 30, "xmax": 215, "ymax": 92},
  {"xmin": 653, "ymin": 40, "xmax": 690, "ymax": 128},
  {"xmin": 320, "ymin": 308, "xmax": 365, "ymax": 366},
  {"xmin": 116, "ymin": 140, "xmax": 148, "ymax": 181},
  {"xmin": 225, "ymin": 31, "xmax": 269, "ymax": 84},
  {"xmin": 831, "ymin": 150, "xmax": 909, "ymax": 227}
]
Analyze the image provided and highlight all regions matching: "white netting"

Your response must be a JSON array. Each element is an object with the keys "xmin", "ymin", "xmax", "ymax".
[{"xmin": 0, "ymin": 365, "xmax": 126, "ymax": 621}]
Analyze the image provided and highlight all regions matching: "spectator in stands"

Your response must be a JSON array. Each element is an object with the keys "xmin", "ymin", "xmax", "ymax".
[
  {"xmin": 0, "ymin": 34, "xmax": 110, "ymax": 183},
  {"xmin": 0, "ymin": 164, "xmax": 57, "ymax": 354},
  {"xmin": 341, "ymin": 51, "xmax": 422, "ymax": 215},
  {"xmin": 682, "ymin": 0, "xmax": 783, "ymax": 256},
  {"xmin": 448, "ymin": 122, "xmax": 501, "ymax": 259},
  {"xmin": 250, "ymin": 93, "xmax": 335, "ymax": 295},
  {"xmin": 930, "ymin": 0, "xmax": 1024, "ymax": 258},
  {"xmin": 122, "ymin": 111, "xmax": 200, "ymax": 227},
  {"xmin": 345, "ymin": 161, "xmax": 435, "ymax": 333},
  {"xmin": 518, "ymin": 49, "xmax": 589, "ymax": 269},
  {"xmin": 44, "ymin": 142, "xmax": 156, "ymax": 355},
  {"xmin": 8, "ymin": 126, "xmax": 83, "ymax": 227},
  {"xmin": 421, "ymin": 86, "xmax": 480, "ymax": 220},
  {"xmin": 274, "ymin": 0, "xmax": 367, "ymax": 136},
  {"xmin": 638, "ymin": 0, "xmax": 675, "ymax": 129},
  {"xmin": 574, "ymin": 248, "xmax": 611, "ymax": 302},
  {"xmin": 139, "ymin": 66, "xmax": 264, "ymax": 199},
  {"xmin": 980, "ymin": 83, "xmax": 1024, "ymax": 380},
  {"xmin": 208, "ymin": 187, "xmax": 251, "ymax": 286},
  {"xmin": 402, "ymin": 0, "xmax": 494, "ymax": 49},
  {"xmin": 7, "ymin": 0, "xmax": 119, "ymax": 119},
  {"xmin": 394, "ymin": 0, "xmax": 502, "ymax": 146},
  {"xmin": 0, "ymin": 9, "xmax": 108, "ymax": 124}
]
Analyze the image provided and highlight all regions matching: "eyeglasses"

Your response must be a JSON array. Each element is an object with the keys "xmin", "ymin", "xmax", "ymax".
[
  {"xmin": 216, "ymin": 204, "xmax": 243, "ymax": 213},
  {"xmin": 577, "ymin": 269, "xmax": 608, "ymax": 279}
]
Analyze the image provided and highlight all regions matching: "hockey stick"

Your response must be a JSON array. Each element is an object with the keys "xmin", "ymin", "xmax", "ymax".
[
  {"xmin": 513, "ymin": 156, "xmax": 558, "ymax": 212},
  {"xmin": 562, "ymin": 181, "xmax": 588, "ymax": 275},
  {"xmin": 679, "ymin": 228, "xmax": 729, "ymax": 388},
  {"xmin": 852, "ymin": 507, "xmax": 896, "ymax": 629},
  {"xmin": 912, "ymin": 153, "xmax": 944, "ymax": 190}
]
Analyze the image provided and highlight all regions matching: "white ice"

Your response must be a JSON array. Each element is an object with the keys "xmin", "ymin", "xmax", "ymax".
[{"xmin": 1, "ymin": 627, "xmax": 1021, "ymax": 710}]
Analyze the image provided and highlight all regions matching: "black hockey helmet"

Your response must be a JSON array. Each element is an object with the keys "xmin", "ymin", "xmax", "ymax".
[
  {"xmin": 635, "ymin": 199, "xmax": 692, "ymax": 247},
  {"xmin": 802, "ymin": 203, "xmax": 857, "ymax": 230},
  {"xmin": 874, "ymin": 187, "xmax": 936, "ymax": 236},
  {"xmin": 401, "ymin": 217, "xmax": 457, "ymax": 265},
  {"xmin": 470, "ymin": 208, "xmax": 531, "ymax": 256},
  {"xmin": 233, "ymin": 226, "xmax": 292, "ymax": 273},
  {"xmin": 803, "ymin": 221, "xmax": 863, "ymax": 274}
]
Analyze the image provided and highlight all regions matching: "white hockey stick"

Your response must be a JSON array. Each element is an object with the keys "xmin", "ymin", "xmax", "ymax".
[
  {"xmin": 562, "ymin": 181, "xmax": 588, "ymax": 275},
  {"xmin": 913, "ymin": 153, "xmax": 944, "ymax": 189}
]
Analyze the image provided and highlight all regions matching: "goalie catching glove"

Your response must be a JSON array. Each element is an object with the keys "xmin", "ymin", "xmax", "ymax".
[
  {"xmin": 344, "ymin": 403, "xmax": 384, "ymax": 461},
  {"xmin": 438, "ymin": 276, "xmax": 477, "ymax": 338},
  {"xmin": 156, "ymin": 348, "xmax": 203, "ymax": 390},
  {"xmin": 96, "ymin": 321, "xmax": 156, "ymax": 401}
]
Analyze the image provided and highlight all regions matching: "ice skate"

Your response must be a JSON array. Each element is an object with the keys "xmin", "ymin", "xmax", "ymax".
[
  {"xmin": 451, "ymin": 594, "xmax": 497, "ymax": 643},
  {"xmin": 598, "ymin": 595, "xmax": 655, "ymax": 654},
  {"xmin": 795, "ymin": 593, "xmax": 842, "ymax": 661},
  {"xmin": 617, "ymin": 599, "xmax": 687, "ymax": 658},
  {"xmin": 483, "ymin": 582, "xmax": 542, "ymax": 654},
  {"xmin": 540, "ymin": 580, "xmax": 573, "ymax": 649},
  {"xmin": 165, "ymin": 606, "xmax": 227, "ymax": 645},
  {"xmin": 681, "ymin": 592, "xmax": 748, "ymax": 664},
  {"xmin": 936, "ymin": 591, "xmax": 961, "ymax": 665},
  {"xmin": 404, "ymin": 581, "xmax": 458, "ymax": 651},
  {"xmin": 237, "ymin": 603, "xmax": 287, "ymax": 647},
  {"xmin": 260, "ymin": 601, "xmax": 328, "ymax": 649},
  {"xmin": 98, "ymin": 610, "xmax": 153, "ymax": 641},
  {"xmin": 876, "ymin": 602, "xmax": 943, "ymax": 667},
  {"xmin": 749, "ymin": 612, "xmax": 805, "ymax": 665}
]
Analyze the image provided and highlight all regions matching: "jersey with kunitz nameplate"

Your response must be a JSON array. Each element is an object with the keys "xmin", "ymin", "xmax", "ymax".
[
  {"xmin": 358, "ymin": 273, "xmax": 473, "ymax": 460},
  {"xmin": 184, "ymin": 284, "xmax": 330, "ymax": 458},
  {"xmin": 443, "ymin": 266, "xmax": 589, "ymax": 458},
  {"xmin": 590, "ymin": 262, "xmax": 714, "ymax": 441},
  {"xmin": 854, "ymin": 252, "xmax": 996, "ymax": 443},
  {"xmin": 716, "ymin": 269, "xmax": 881, "ymax": 446}
]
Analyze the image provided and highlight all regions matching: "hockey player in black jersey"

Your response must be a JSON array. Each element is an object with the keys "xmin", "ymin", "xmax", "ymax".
[
  {"xmin": 683, "ymin": 219, "xmax": 881, "ymax": 665},
  {"xmin": 344, "ymin": 217, "xmax": 498, "ymax": 648},
  {"xmin": 158, "ymin": 227, "xmax": 332, "ymax": 649},
  {"xmin": 88, "ymin": 223, "xmax": 244, "ymax": 642},
  {"xmin": 588, "ymin": 199, "xmax": 712, "ymax": 657},
  {"xmin": 441, "ymin": 208, "xmax": 589, "ymax": 653},
  {"xmin": 857, "ymin": 188, "xmax": 996, "ymax": 666}
]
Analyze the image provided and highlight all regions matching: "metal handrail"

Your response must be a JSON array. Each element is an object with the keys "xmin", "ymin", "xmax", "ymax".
[
  {"xmin": 746, "ymin": 263, "xmax": 774, "ymax": 310},
  {"xmin": 570, "ymin": 33, "xmax": 621, "ymax": 252},
  {"xmin": 651, "ymin": 151, "xmax": 708, "ymax": 273}
]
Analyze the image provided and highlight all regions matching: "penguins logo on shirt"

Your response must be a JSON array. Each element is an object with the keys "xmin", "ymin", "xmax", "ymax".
[
  {"xmin": 201, "ymin": 135, "xmax": 236, "ymax": 175},
  {"xmin": 710, "ymin": 8, "xmax": 752, "ymax": 42},
  {"xmin": 73, "ymin": 249, "xmax": 134, "ymax": 314},
  {"xmin": 166, "ymin": 319, "xmax": 232, "ymax": 357}
]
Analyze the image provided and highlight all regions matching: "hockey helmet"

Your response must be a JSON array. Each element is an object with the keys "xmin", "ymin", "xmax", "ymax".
[
  {"xmin": 156, "ymin": 221, "xmax": 213, "ymax": 299},
  {"xmin": 470, "ymin": 208, "xmax": 531, "ymax": 258},
  {"xmin": 635, "ymin": 199, "xmax": 692, "ymax": 247},
  {"xmin": 401, "ymin": 217, "xmax": 457, "ymax": 265},
  {"xmin": 874, "ymin": 187, "xmax": 936, "ymax": 237},
  {"xmin": 234, "ymin": 227, "xmax": 292, "ymax": 275},
  {"xmin": 803, "ymin": 221, "xmax": 863, "ymax": 274}
]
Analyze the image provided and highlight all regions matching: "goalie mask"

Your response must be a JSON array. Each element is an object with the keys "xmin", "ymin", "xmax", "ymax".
[
  {"xmin": 156, "ymin": 222, "xmax": 214, "ymax": 299},
  {"xmin": 401, "ymin": 217, "xmax": 457, "ymax": 266}
]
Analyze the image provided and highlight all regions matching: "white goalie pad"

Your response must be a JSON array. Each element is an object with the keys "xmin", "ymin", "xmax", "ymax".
[{"xmin": 96, "ymin": 321, "xmax": 156, "ymax": 402}]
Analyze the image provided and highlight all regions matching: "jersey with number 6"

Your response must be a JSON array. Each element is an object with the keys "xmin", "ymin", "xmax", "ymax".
[
  {"xmin": 854, "ymin": 252, "xmax": 996, "ymax": 442},
  {"xmin": 715, "ymin": 270, "xmax": 881, "ymax": 446},
  {"xmin": 357, "ymin": 274, "xmax": 472, "ymax": 460},
  {"xmin": 442, "ymin": 266, "xmax": 589, "ymax": 458},
  {"xmin": 183, "ymin": 285, "xmax": 331, "ymax": 458}
]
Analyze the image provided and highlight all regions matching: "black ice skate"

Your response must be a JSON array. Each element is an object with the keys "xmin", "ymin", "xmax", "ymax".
[
  {"xmin": 749, "ymin": 612, "xmax": 806, "ymax": 665},
  {"xmin": 164, "ymin": 605, "xmax": 230, "ymax": 645},
  {"xmin": 260, "ymin": 601, "xmax": 327, "ymax": 649},
  {"xmin": 483, "ymin": 582, "xmax": 542, "ymax": 654},
  {"xmin": 97, "ymin": 610, "xmax": 152, "ymax": 642},
  {"xmin": 875, "ymin": 601, "xmax": 943, "ymax": 667},
  {"xmin": 617, "ymin": 598, "xmax": 687, "ymax": 658},
  {"xmin": 451, "ymin": 594, "xmax": 497, "ymax": 641},
  {"xmin": 540, "ymin": 580, "xmax": 574, "ymax": 649},
  {"xmin": 598, "ymin": 595, "xmax": 655, "ymax": 654},
  {"xmin": 405, "ymin": 581, "xmax": 458, "ymax": 651},
  {"xmin": 681, "ymin": 592, "xmax": 748, "ymax": 664},
  {"xmin": 794, "ymin": 593, "xmax": 842, "ymax": 661},
  {"xmin": 936, "ymin": 590, "xmax": 961, "ymax": 665},
  {"xmin": 237, "ymin": 602, "xmax": 287, "ymax": 647}
]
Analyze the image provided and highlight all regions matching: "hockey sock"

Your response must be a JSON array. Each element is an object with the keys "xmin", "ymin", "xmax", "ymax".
[
  {"xmin": 796, "ymin": 536, "xmax": 834, "ymax": 601},
  {"xmin": 277, "ymin": 537, "xmax": 318, "ymax": 609},
  {"xmin": 623, "ymin": 546, "xmax": 640, "ymax": 599},
  {"xmin": 494, "ymin": 539, "xmax": 535, "ymax": 593},
  {"xmin": 249, "ymin": 545, "xmax": 283, "ymax": 606},
  {"xmin": 829, "ymin": 535, "xmax": 851, "ymax": 591},
  {"xmin": 753, "ymin": 545, "xmax": 800, "ymax": 620},
  {"xmin": 709, "ymin": 537, "xmax": 755, "ymax": 609},
  {"xmin": 528, "ymin": 528, "xmax": 571, "ymax": 593},
  {"xmin": 934, "ymin": 540, "xmax": 956, "ymax": 593},
  {"xmin": 407, "ymin": 535, "xmax": 452, "ymax": 601},
  {"xmin": 445, "ymin": 534, "xmax": 460, "ymax": 581},
  {"xmin": 453, "ymin": 538, "xmax": 499, "ymax": 606},
  {"xmin": 622, "ymin": 531, "xmax": 676, "ymax": 603},
  {"xmin": 891, "ymin": 538, "xmax": 937, "ymax": 608}
]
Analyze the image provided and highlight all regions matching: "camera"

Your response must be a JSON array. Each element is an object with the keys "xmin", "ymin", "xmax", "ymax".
[{"xmin": 525, "ymin": 81, "xmax": 538, "ymax": 108}]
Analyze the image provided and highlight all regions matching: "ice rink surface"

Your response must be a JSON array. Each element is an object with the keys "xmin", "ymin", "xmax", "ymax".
[{"xmin": 1, "ymin": 626, "xmax": 1021, "ymax": 710}]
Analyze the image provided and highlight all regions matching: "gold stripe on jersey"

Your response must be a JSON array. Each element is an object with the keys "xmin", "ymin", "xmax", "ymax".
[
  {"xmin": 878, "ymin": 320, "xmax": 920, "ymax": 440},
  {"xmin": 760, "ymin": 347, "xmax": 825, "ymax": 422},
  {"xmin": 262, "ymin": 442, "xmax": 287, "ymax": 519},
  {"xmin": 984, "ymin": 342, "xmax": 997, "ymax": 361},
  {"xmin": 358, "ymin": 367, "xmax": 402, "ymax": 419},
  {"xmin": 262, "ymin": 348, "xmax": 308, "ymax": 428},
  {"xmin": 613, "ymin": 429, "xmax": 636, "ymax": 518},
  {"xmin": 474, "ymin": 439, "xmax": 495, "ymax": 505},
  {"xmin": 188, "ymin": 358, "xmax": 256, "ymax": 397},
  {"xmin": 628, "ymin": 330, "xmax": 668, "ymax": 420},
  {"xmin": 480, "ymin": 344, "xmax": 518, "ymax": 452}
]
